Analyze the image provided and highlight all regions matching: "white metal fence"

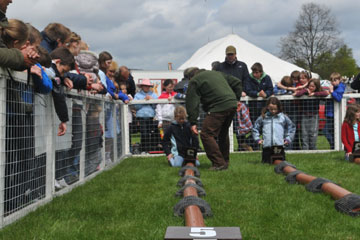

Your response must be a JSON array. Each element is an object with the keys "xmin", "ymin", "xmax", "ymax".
[{"xmin": 0, "ymin": 68, "xmax": 358, "ymax": 228}]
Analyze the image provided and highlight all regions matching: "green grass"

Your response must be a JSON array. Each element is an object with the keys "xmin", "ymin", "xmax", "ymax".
[{"xmin": 1, "ymin": 152, "xmax": 360, "ymax": 240}]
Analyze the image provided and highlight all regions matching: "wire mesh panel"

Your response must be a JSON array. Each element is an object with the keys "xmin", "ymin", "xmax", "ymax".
[
  {"xmin": 130, "ymin": 100, "xmax": 206, "ymax": 155},
  {"xmin": 232, "ymin": 95, "xmax": 335, "ymax": 152},
  {"xmin": 85, "ymin": 99, "xmax": 103, "ymax": 176},
  {"xmin": 4, "ymin": 78, "xmax": 46, "ymax": 215},
  {"xmin": 54, "ymin": 95, "xmax": 73, "ymax": 190}
]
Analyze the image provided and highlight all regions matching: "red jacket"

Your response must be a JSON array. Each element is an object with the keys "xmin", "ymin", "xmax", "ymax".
[
  {"xmin": 158, "ymin": 91, "xmax": 177, "ymax": 99},
  {"xmin": 341, "ymin": 121, "xmax": 360, "ymax": 153}
]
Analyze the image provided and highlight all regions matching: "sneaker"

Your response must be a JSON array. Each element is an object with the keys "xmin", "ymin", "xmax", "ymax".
[
  {"xmin": 216, "ymin": 165, "xmax": 228, "ymax": 171},
  {"xmin": 58, "ymin": 178, "xmax": 69, "ymax": 188},
  {"xmin": 208, "ymin": 166, "xmax": 218, "ymax": 171},
  {"xmin": 54, "ymin": 180, "xmax": 62, "ymax": 190},
  {"xmin": 208, "ymin": 165, "xmax": 228, "ymax": 171}
]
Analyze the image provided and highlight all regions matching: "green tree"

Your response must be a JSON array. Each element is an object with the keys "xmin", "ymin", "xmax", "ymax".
[
  {"xmin": 313, "ymin": 45, "xmax": 358, "ymax": 79},
  {"xmin": 279, "ymin": 2, "xmax": 342, "ymax": 72}
]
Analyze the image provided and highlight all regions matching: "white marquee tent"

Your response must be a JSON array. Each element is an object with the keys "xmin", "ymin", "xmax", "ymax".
[{"xmin": 178, "ymin": 34, "xmax": 317, "ymax": 83}]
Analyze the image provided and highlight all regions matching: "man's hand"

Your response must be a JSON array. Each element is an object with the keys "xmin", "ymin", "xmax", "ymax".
[
  {"xmin": 58, "ymin": 122, "xmax": 67, "ymax": 136},
  {"xmin": 191, "ymin": 125, "xmax": 198, "ymax": 135},
  {"xmin": 21, "ymin": 46, "xmax": 39, "ymax": 68},
  {"xmin": 64, "ymin": 78, "xmax": 73, "ymax": 90}
]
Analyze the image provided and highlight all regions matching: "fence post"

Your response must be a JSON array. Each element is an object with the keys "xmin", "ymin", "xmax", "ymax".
[
  {"xmin": 112, "ymin": 102, "xmax": 118, "ymax": 163},
  {"xmin": 0, "ymin": 73, "xmax": 6, "ymax": 227},
  {"xmin": 78, "ymin": 97, "xmax": 86, "ymax": 181},
  {"xmin": 121, "ymin": 103, "xmax": 130, "ymax": 156},
  {"xmin": 43, "ymin": 94, "xmax": 56, "ymax": 196},
  {"xmin": 99, "ymin": 99, "xmax": 106, "ymax": 170}
]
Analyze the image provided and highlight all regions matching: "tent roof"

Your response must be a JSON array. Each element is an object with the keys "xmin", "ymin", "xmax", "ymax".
[{"xmin": 178, "ymin": 34, "xmax": 316, "ymax": 83}]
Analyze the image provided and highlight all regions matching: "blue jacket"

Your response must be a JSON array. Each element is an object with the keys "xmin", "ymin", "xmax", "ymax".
[
  {"xmin": 252, "ymin": 112, "xmax": 296, "ymax": 148},
  {"xmin": 40, "ymin": 32, "xmax": 57, "ymax": 53},
  {"xmin": 244, "ymin": 73, "xmax": 273, "ymax": 98},
  {"xmin": 134, "ymin": 90, "xmax": 158, "ymax": 118},
  {"xmin": 64, "ymin": 72, "xmax": 88, "ymax": 90},
  {"xmin": 105, "ymin": 76, "xmax": 129, "ymax": 102},
  {"xmin": 326, "ymin": 82, "xmax": 345, "ymax": 117},
  {"xmin": 33, "ymin": 63, "xmax": 53, "ymax": 94},
  {"xmin": 273, "ymin": 84, "xmax": 293, "ymax": 95}
]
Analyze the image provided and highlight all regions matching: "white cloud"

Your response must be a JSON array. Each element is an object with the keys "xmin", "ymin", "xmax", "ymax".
[{"xmin": 6, "ymin": 0, "xmax": 360, "ymax": 70}]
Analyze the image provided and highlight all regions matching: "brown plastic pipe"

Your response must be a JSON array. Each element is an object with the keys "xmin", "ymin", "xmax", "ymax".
[
  {"xmin": 354, "ymin": 157, "xmax": 360, "ymax": 164},
  {"xmin": 273, "ymin": 160, "xmax": 357, "ymax": 210},
  {"xmin": 183, "ymin": 163, "xmax": 205, "ymax": 227},
  {"xmin": 321, "ymin": 182, "xmax": 352, "ymax": 200}
]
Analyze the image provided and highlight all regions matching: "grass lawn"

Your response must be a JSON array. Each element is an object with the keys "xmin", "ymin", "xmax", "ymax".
[{"xmin": 0, "ymin": 151, "xmax": 359, "ymax": 240}]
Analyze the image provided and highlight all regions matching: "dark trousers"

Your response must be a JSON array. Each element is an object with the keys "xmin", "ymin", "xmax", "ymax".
[
  {"xmin": 139, "ymin": 118, "xmax": 160, "ymax": 152},
  {"xmin": 200, "ymin": 108, "xmax": 236, "ymax": 167},
  {"xmin": 262, "ymin": 147, "xmax": 285, "ymax": 164},
  {"xmin": 323, "ymin": 116, "xmax": 334, "ymax": 149}
]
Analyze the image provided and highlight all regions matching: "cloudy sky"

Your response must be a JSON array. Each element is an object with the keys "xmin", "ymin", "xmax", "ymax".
[{"xmin": 7, "ymin": 0, "xmax": 360, "ymax": 71}]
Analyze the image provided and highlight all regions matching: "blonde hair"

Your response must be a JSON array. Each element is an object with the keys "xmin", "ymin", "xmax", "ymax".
[
  {"xmin": 1, "ymin": 19, "xmax": 29, "ymax": 48},
  {"xmin": 330, "ymin": 72, "xmax": 342, "ymax": 82},
  {"xmin": 109, "ymin": 61, "xmax": 118, "ymax": 71},
  {"xmin": 69, "ymin": 32, "xmax": 81, "ymax": 43},
  {"xmin": 174, "ymin": 106, "xmax": 187, "ymax": 118},
  {"xmin": 79, "ymin": 41, "xmax": 89, "ymax": 51}
]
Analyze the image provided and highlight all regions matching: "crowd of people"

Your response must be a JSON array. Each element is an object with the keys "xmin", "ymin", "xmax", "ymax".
[{"xmin": 2, "ymin": 0, "xmax": 360, "ymax": 179}]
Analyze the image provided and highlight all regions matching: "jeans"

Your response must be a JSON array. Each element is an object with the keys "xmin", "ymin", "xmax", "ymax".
[
  {"xmin": 323, "ymin": 117, "xmax": 334, "ymax": 149},
  {"xmin": 169, "ymin": 155, "xmax": 200, "ymax": 167}
]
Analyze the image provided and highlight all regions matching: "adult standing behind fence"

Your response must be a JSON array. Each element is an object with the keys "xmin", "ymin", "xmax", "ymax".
[
  {"xmin": 214, "ymin": 45, "xmax": 249, "ymax": 95},
  {"xmin": 185, "ymin": 68, "xmax": 242, "ymax": 171}
]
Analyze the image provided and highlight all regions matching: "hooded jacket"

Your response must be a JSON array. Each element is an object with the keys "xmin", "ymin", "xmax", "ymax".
[
  {"xmin": 244, "ymin": 72, "xmax": 273, "ymax": 98},
  {"xmin": 162, "ymin": 121, "xmax": 199, "ymax": 157},
  {"xmin": 252, "ymin": 112, "xmax": 295, "ymax": 148}
]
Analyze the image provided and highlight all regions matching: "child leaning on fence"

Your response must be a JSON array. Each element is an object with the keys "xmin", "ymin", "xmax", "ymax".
[
  {"xmin": 324, "ymin": 72, "xmax": 346, "ymax": 149},
  {"xmin": 162, "ymin": 106, "xmax": 200, "ymax": 167},
  {"xmin": 134, "ymin": 79, "xmax": 160, "ymax": 153},
  {"xmin": 252, "ymin": 97, "xmax": 296, "ymax": 164},
  {"xmin": 156, "ymin": 79, "xmax": 177, "ymax": 132},
  {"xmin": 341, "ymin": 104, "xmax": 360, "ymax": 161}
]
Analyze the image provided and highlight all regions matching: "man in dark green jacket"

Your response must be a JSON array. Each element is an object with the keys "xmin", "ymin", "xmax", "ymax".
[
  {"xmin": 185, "ymin": 68, "xmax": 242, "ymax": 170},
  {"xmin": 0, "ymin": 0, "xmax": 38, "ymax": 70}
]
